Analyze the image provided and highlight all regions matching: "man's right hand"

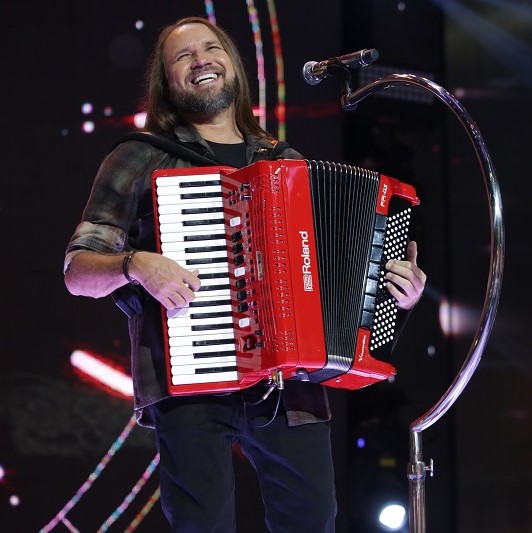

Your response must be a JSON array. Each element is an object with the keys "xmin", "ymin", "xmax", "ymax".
[{"xmin": 129, "ymin": 251, "xmax": 201, "ymax": 310}]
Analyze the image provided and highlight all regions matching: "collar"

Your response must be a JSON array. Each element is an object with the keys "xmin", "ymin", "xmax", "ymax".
[{"xmin": 172, "ymin": 123, "xmax": 276, "ymax": 154}]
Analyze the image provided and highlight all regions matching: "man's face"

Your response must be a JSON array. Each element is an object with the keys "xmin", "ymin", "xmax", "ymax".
[{"xmin": 163, "ymin": 23, "xmax": 238, "ymax": 117}]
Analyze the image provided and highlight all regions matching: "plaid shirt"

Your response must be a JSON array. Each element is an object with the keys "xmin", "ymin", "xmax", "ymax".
[{"xmin": 64, "ymin": 124, "xmax": 331, "ymax": 428}]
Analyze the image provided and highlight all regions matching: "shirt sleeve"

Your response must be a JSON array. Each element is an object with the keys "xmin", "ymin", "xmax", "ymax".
[{"xmin": 63, "ymin": 141, "xmax": 156, "ymax": 272}]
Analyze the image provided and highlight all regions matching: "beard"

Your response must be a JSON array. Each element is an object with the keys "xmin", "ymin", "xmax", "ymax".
[{"xmin": 169, "ymin": 76, "xmax": 239, "ymax": 118}]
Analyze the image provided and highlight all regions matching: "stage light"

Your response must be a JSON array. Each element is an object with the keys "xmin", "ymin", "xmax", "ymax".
[
  {"xmin": 135, "ymin": 20, "xmax": 144, "ymax": 30},
  {"xmin": 81, "ymin": 102, "xmax": 93, "ymax": 115},
  {"xmin": 82, "ymin": 121, "xmax": 95, "ymax": 134},
  {"xmin": 439, "ymin": 298, "xmax": 479, "ymax": 336},
  {"xmin": 0, "ymin": 465, "xmax": 5, "ymax": 481},
  {"xmin": 377, "ymin": 502, "xmax": 407, "ymax": 531},
  {"xmin": 9, "ymin": 494, "xmax": 20, "ymax": 507},
  {"xmin": 70, "ymin": 350, "xmax": 134, "ymax": 397},
  {"xmin": 133, "ymin": 112, "xmax": 147, "ymax": 129}
]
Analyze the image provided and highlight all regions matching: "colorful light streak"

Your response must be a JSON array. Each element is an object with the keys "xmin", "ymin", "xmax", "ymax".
[
  {"xmin": 246, "ymin": 0, "xmax": 267, "ymax": 130},
  {"xmin": 39, "ymin": 415, "xmax": 138, "ymax": 532},
  {"xmin": 266, "ymin": 0, "xmax": 286, "ymax": 140},
  {"xmin": 70, "ymin": 349, "xmax": 134, "ymax": 398}
]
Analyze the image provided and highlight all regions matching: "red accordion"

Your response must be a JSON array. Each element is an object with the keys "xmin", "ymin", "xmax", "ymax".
[{"xmin": 152, "ymin": 159, "xmax": 420, "ymax": 396}]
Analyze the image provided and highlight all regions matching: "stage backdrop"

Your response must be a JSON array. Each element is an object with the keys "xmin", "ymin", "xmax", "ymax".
[{"xmin": 1, "ymin": 1, "xmax": 530, "ymax": 532}]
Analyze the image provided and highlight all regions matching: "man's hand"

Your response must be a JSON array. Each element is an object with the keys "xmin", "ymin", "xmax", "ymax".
[
  {"xmin": 130, "ymin": 252, "xmax": 201, "ymax": 310},
  {"xmin": 385, "ymin": 241, "xmax": 427, "ymax": 310}
]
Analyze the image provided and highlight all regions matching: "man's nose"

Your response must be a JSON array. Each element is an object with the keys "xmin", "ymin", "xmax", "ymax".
[{"xmin": 191, "ymin": 51, "xmax": 212, "ymax": 68}]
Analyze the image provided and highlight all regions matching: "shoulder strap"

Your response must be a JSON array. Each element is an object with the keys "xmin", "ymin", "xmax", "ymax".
[
  {"xmin": 268, "ymin": 140, "xmax": 290, "ymax": 160},
  {"xmin": 111, "ymin": 131, "xmax": 220, "ymax": 166},
  {"xmin": 113, "ymin": 132, "xmax": 291, "ymax": 165}
]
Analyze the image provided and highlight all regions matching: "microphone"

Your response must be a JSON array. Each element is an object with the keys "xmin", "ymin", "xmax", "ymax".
[{"xmin": 302, "ymin": 48, "xmax": 379, "ymax": 85}]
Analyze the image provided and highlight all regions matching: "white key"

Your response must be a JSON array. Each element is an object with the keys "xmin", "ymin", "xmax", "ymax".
[
  {"xmin": 167, "ymin": 304, "xmax": 232, "ymax": 320},
  {"xmin": 168, "ymin": 322, "xmax": 232, "ymax": 337},
  {"xmin": 168, "ymin": 332, "xmax": 235, "ymax": 347},
  {"xmin": 171, "ymin": 370, "xmax": 238, "ymax": 385},
  {"xmin": 167, "ymin": 314, "xmax": 232, "ymax": 328},
  {"xmin": 161, "ymin": 239, "xmax": 227, "ymax": 253},
  {"xmin": 158, "ymin": 200, "xmax": 223, "ymax": 216},
  {"xmin": 156, "ymin": 173, "xmax": 222, "ymax": 188},
  {"xmin": 170, "ymin": 354, "xmax": 237, "ymax": 367},
  {"xmin": 170, "ymin": 342, "xmax": 236, "ymax": 356},
  {"xmin": 160, "ymin": 223, "xmax": 225, "ymax": 236}
]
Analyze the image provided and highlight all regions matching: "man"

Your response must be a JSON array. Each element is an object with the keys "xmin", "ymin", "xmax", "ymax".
[{"xmin": 64, "ymin": 17, "xmax": 426, "ymax": 533}]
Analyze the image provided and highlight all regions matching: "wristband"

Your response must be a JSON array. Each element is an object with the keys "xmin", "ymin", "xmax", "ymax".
[{"xmin": 123, "ymin": 250, "xmax": 141, "ymax": 286}]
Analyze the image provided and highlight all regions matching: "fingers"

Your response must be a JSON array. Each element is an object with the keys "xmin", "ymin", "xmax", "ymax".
[
  {"xmin": 385, "ymin": 241, "xmax": 427, "ymax": 310},
  {"xmin": 406, "ymin": 240, "xmax": 418, "ymax": 265},
  {"xmin": 136, "ymin": 253, "xmax": 201, "ymax": 310},
  {"xmin": 162, "ymin": 270, "xmax": 201, "ymax": 310}
]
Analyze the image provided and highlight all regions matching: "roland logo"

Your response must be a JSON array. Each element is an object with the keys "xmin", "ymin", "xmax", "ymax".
[
  {"xmin": 299, "ymin": 230, "xmax": 313, "ymax": 291},
  {"xmin": 380, "ymin": 183, "xmax": 389, "ymax": 208}
]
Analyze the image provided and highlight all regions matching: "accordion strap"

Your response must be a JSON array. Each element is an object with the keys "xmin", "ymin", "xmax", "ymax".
[{"xmin": 112, "ymin": 131, "xmax": 290, "ymax": 166}]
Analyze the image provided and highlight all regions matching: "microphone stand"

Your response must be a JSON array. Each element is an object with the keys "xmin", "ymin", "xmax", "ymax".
[{"xmin": 340, "ymin": 74, "xmax": 505, "ymax": 532}]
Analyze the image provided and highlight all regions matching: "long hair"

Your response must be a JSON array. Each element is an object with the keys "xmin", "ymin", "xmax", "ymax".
[{"xmin": 144, "ymin": 17, "xmax": 272, "ymax": 140}]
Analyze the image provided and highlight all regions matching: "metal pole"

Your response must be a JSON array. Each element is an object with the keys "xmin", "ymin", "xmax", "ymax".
[{"xmin": 343, "ymin": 74, "xmax": 505, "ymax": 532}]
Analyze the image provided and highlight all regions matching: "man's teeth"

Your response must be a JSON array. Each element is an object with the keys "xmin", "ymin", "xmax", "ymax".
[{"xmin": 192, "ymin": 73, "xmax": 218, "ymax": 85}]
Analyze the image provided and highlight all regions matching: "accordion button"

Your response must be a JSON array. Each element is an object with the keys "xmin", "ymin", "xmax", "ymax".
[
  {"xmin": 234, "ymin": 267, "xmax": 246, "ymax": 277},
  {"xmin": 231, "ymin": 231, "xmax": 243, "ymax": 242},
  {"xmin": 239, "ymin": 318, "xmax": 251, "ymax": 328}
]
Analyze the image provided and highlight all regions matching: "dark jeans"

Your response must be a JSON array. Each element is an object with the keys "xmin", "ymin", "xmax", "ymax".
[{"xmin": 150, "ymin": 387, "xmax": 337, "ymax": 533}]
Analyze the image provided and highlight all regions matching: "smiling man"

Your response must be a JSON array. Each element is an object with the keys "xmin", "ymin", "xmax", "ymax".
[{"xmin": 63, "ymin": 17, "xmax": 426, "ymax": 533}]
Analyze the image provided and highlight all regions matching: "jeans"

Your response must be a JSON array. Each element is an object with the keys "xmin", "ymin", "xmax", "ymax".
[{"xmin": 150, "ymin": 387, "xmax": 337, "ymax": 532}]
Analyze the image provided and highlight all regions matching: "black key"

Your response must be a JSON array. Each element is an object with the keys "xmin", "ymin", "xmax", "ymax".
[
  {"xmin": 182, "ymin": 207, "xmax": 224, "ymax": 215},
  {"xmin": 184, "ymin": 233, "xmax": 226, "ymax": 242},
  {"xmin": 198, "ymin": 284, "xmax": 231, "ymax": 292},
  {"xmin": 196, "ymin": 365, "xmax": 238, "ymax": 374},
  {"xmin": 198, "ymin": 272, "xmax": 229, "ymax": 280},
  {"xmin": 183, "ymin": 218, "xmax": 225, "ymax": 226},
  {"xmin": 193, "ymin": 338, "xmax": 235, "ymax": 346},
  {"xmin": 190, "ymin": 311, "xmax": 233, "ymax": 319},
  {"xmin": 191, "ymin": 323, "xmax": 234, "ymax": 331},
  {"xmin": 179, "ymin": 180, "xmax": 221, "ymax": 188},
  {"xmin": 181, "ymin": 192, "xmax": 222, "ymax": 200},
  {"xmin": 193, "ymin": 350, "xmax": 236, "ymax": 359},
  {"xmin": 189, "ymin": 299, "xmax": 231, "ymax": 308},
  {"xmin": 184, "ymin": 245, "xmax": 226, "ymax": 253},
  {"xmin": 186, "ymin": 257, "xmax": 228, "ymax": 265}
]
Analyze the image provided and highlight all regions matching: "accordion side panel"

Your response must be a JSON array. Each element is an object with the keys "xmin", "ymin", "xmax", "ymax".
[{"xmin": 222, "ymin": 160, "xmax": 328, "ymax": 381}]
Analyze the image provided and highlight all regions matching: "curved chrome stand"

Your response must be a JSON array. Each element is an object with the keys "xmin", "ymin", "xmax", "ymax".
[{"xmin": 343, "ymin": 75, "xmax": 505, "ymax": 533}]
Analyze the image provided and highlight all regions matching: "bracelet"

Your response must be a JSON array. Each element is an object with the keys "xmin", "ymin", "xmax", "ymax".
[{"xmin": 122, "ymin": 250, "xmax": 141, "ymax": 286}]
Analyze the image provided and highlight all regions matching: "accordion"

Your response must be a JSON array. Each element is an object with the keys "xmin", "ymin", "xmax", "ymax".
[{"xmin": 152, "ymin": 159, "xmax": 419, "ymax": 396}]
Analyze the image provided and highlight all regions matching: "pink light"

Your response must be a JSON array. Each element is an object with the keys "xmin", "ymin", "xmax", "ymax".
[
  {"xmin": 439, "ymin": 299, "xmax": 480, "ymax": 337},
  {"xmin": 82, "ymin": 121, "xmax": 95, "ymax": 133},
  {"xmin": 70, "ymin": 350, "xmax": 133, "ymax": 397},
  {"xmin": 133, "ymin": 112, "xmax": 147, "ymax": 129}
]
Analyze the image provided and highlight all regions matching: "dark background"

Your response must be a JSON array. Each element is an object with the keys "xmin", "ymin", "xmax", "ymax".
[{"xmin": 1, "ymin": 1, "xmax": 530, "ymax": 532}]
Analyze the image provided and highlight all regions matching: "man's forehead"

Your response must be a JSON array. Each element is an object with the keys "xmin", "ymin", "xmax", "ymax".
[{"xmin": 166, "ymin": 23, "xmax": 221, "ymax": 50}]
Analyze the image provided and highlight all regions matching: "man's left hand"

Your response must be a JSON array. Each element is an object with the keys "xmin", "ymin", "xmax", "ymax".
[{"xmin": 385, "ymin": 240, "xmax": 427, "ymax": 310}]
